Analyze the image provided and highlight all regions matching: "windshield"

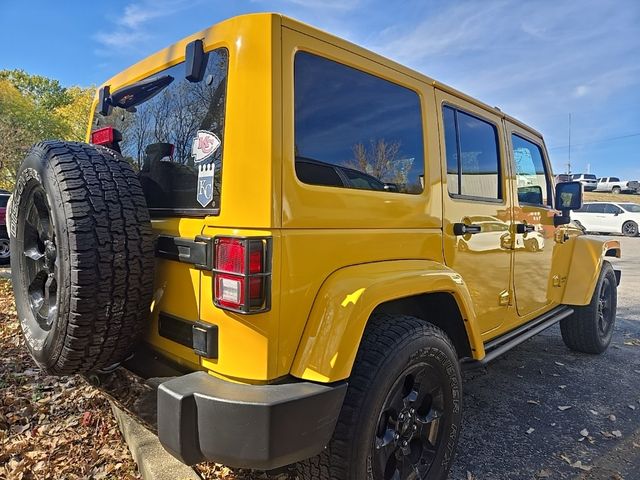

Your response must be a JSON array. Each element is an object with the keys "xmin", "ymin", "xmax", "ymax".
[
  {"xmin": 621, "ymin": 203, "xmax": 640, "ymax": 213},
  {"xmin": 92, "ymin": 48, "xmax": 229, "ymax": 216}
]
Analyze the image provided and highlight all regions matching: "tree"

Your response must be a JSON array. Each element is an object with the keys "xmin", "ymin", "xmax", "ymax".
[
  {"xmin": 0, "ymin": 69, "xmax": 71, "ymax": 110},
  {"xmin": 349, "ymin": 138, "xmax": 412, "ymax": 185},
  {"xmin": 0, "ymin": 73, "xmax": 95, "ymax": 191}
]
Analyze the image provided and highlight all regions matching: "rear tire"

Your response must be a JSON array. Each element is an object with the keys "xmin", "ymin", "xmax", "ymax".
[
  {"xmin": 560, "ymin": 261, "xmax": 617, "ymax": 354},
  {"xmin": 612, "ymin": 186, "xmax": 621, "ymax": 194},
  {"xmin": 296, "ymin": 315, "xmax": 462, "ymax": 480},
  {"xmin": 0, "ymin": 236, "xmax": 9, "ymax": 265},
  {"xmin": 10, "ymin": 141, "xmax": 155, "ymax": 375},
  {"xmin": 622, "ymin": 220, "xmax": 638, "ymax": 237}
]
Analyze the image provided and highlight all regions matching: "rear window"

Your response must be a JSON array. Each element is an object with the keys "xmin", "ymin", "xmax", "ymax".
[
  {"xmin": 585, "ymin": 174, "xmax": 597, "ymax": 180},
  {"xmin": 92, "ymin": 48, "xmax": 229, "ymax": 216}
]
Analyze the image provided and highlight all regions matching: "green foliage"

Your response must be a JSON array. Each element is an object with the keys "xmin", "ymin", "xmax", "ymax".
[
  {"xmin": 0, "ymin": 71, "xmax": 95, "ymax": 191},
  {"xmin": 0, "ymin": 69, "xmax": 71, "ymax": 110}
]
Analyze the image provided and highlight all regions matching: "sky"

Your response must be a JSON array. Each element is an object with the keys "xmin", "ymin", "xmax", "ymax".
[{"xmin": 1, "ymin": 0, "xmax": 639, "ymax": 178}]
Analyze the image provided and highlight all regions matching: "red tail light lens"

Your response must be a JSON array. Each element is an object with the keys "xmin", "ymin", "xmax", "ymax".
[
  {"xmin": 91, "ymin": 126, "xmax": 115, "ymax": 146},
  {"xmin": 213, "ymin": 237, "xmax": 270, "ymax": 313}
]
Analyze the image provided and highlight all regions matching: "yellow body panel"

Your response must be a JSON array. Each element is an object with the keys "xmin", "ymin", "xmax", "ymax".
[
  {"xmin": 87, "ymin": 13, "xmax": 620, "ymax": 384},
  {"xmin": 290, "ymin": 260, "xmax": 484, "ymax": 382}
]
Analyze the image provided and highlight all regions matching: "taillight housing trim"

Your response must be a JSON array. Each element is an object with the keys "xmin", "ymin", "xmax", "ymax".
[{"xmin": 212, "ymin": 236, "xmax": 272, "ymax": 314}]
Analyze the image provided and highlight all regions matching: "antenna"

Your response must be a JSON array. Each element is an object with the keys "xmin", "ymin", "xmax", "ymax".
[{"xmin": 567, "ymin": 113, "xmax": 572, "ymax": 174}]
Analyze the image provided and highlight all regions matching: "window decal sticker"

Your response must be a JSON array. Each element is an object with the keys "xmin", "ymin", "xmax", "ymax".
[{"xmin": 191, "ymin": 130, "xmax": 221, "ymax": 165}]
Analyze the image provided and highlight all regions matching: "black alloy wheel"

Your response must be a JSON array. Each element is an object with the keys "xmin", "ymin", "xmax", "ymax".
[
  {"xmin": 21, "ymin": 184, "xmax": 59, "ymax": 331},
  {"xmin": 596, "ymin": 275, "xmax": 614, "ymax": 338},
  {"xmin": 373, "ymin": 363, "xmax": 447, "ymax": 479}
]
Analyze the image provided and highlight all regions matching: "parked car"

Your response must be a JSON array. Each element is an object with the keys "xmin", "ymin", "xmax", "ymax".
[
  {"xmin": 0, "ymin": 191, "xmax": 10, "ymax": 265},
  {"xmin": 571, "ymin": 201, "xmax": 640, "ymax": 236},
  {"xmin": 8, "ymin": 13, "xmax": 620, "ymax": 480},
  {"xmin": 595, "ymin": 177, "xmax": 639, "ymax": 194},
  {"xmin": 554, "ymin": 174, "xmax": 572, "ymax": 184},
  {"xmin": 571, "ymin": 173, "xmax": 598, "ymax": 191}
]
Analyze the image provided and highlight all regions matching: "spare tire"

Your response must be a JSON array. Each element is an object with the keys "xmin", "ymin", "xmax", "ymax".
[{"xmin": 10, "ymin": 141, "xmax": 155, "ymax": 375}]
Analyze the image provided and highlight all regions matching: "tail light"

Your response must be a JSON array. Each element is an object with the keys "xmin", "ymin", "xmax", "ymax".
[
  {"xmin": 91, "ymin": 126, "xmax": 115, "ymax": 145},
  {"xmin": 213, "ymin": 237, "xmax": 271, "ymax": 313}
]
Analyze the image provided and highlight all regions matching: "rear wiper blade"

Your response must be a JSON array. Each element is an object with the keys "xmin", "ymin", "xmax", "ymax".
[{"xmin": 109, "ymin": 75, "xmax": 174, "ymax": 110}]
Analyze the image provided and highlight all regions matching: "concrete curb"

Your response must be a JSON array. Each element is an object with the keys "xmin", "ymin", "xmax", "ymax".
[{"xmin": 110, "ymin": 402, "xmax": 201, "ymax": 480}]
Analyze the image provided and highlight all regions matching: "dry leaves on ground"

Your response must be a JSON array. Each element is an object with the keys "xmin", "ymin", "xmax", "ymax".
[{"xmin": 0, "ymin": 279, "xmax": 139, "ymax": 479}]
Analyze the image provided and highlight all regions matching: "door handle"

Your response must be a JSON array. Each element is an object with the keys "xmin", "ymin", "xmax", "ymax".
[
  {"xmin": 453, "ymin": 223, "xmax": 482, "ymax": 235},
  {"xmin": 516, "ymin": 223, "xmax": 535, "ymax": 234}
]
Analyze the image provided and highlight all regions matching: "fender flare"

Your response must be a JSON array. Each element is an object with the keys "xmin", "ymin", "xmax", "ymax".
[
  {"xmin": 562, "ymin": 236, "xmax": 620, "ymax": 306},
  {"xmin": 290, "ymin": 260, "xmax": 483, "ymax": 383}
]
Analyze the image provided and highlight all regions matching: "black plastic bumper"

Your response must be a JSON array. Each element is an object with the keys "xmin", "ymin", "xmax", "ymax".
[{"xmin": 157, "ymin": 371, "xmax": 347, "ymax": 469}]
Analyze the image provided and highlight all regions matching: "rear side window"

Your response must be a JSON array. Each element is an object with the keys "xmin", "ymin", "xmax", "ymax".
[
  {"xmin": 294, "ymin": 52, "xmax": 425, "ymax": 194},
  {"xmin": 512, "ymin": 134, "xmax": 551, "ymax": 206},
  {"xmin": 443, "ymin": 106, "xmax": 501, "ymax": 200},
  {"xmin": 611, "ymin": 177, "xmax": 620, "ymax": 182},
  {"xmin": 92, "ymin": 48, "xmax": 229, "ymax": 216},
  {"xmin": 0, "ymin": 195, "xmax": 8, "ymax": 208}
]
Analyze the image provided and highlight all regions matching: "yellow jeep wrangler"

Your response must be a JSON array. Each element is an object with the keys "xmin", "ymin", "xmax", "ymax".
[{"xmin": 9, "ymin": 13, "xmax": 621, "ymax": 480}]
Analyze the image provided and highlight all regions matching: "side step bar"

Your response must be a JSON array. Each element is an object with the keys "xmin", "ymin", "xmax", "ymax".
[{"xmin": 463, "ymin": 305, "xmax": 574, "ymax": 369}]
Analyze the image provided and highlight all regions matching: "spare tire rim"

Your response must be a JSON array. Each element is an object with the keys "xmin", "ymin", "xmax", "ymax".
[
  {"xmin": 373, "ymin": 363, "xmax": 446, "ymax": 479},
  {"xmin": 0, "ymin": 238, "xmax": 9, "ymax": 258},
  {"xmin": 597, "ymin": 277, "xmax": 613, "ymax": 336},
  {"xmin": 22, "ymin": 185, "xmax": 58, "ymax": 329}
]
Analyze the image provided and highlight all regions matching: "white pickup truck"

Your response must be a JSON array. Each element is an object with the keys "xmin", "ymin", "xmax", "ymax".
[{"xmin": 595, "ymin": 176, "xmax": 639, "ymax": 194}]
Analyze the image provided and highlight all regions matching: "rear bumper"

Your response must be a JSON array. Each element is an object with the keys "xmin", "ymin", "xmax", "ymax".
[
  {"xmin": 93, "ymin": 357, "xmax": 347, "ymax": 470},
  {"xmin": 158, "ymin": 372, "xmax": 346, "ymax": 469}
]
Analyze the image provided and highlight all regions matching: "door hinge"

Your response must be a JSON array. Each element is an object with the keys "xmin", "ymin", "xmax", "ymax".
[{"xmin": 155, "ymin": 235, "xmax": 214, "ymax": 270}]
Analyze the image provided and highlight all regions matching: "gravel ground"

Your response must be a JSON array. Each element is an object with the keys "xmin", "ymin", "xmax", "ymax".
[{"xmin": 1, "ymin": 235, "xmax": 638, "ymax": 479}]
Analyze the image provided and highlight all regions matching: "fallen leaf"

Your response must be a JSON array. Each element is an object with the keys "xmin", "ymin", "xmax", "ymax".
[
  {"xmin": 612, "ymin": 430, "xmax": 622, "ymax": 438},
  {"xmin": 629, "ymin": 405, "xmax": 636, "ymax": 411},
  {"xmin": 536, "ymin": 469, "xmax": 552, "ymax": 478},
  {"xmin": 558, "ymin": 405, "xmax": 572, "ymax": 411},
  {"xmin": 528, "ymin": 400, "xmax": 541, "ymax": 405},
  {"xmin": 555, "ymin": 361, "xmax": 565, "ymax": 366},
  {"xmin": 609, "ymin": 414, "xmax": 617, "ymax": 421},
  {"xmin": 559, "ymin": 385, "xmax": 567, "ymax": 389},
  {"xmin": 589, "ymin": 409, "xmax": 599, "ymax": 415},
  {"xmin": 527, "ymin": 428, "xmax": 535, "ymax": 434},
  {"xmin": 580, "ymin": 429, "xmax": 589, "ymax": 437}
]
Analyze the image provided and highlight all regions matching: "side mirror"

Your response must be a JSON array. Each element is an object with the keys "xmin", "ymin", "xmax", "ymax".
[{"xmin": 554, "ymin": 181, "xmax": 583, "ymax": 226}]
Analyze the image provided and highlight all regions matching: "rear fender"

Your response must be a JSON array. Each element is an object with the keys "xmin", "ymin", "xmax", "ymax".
[
  {"xmin": 562, "ymin": 236, "xmax": 620, "ymax": 305},
  {"xmin": 290, "ymin": 260, "xmax": 483, "ymax": 383}
]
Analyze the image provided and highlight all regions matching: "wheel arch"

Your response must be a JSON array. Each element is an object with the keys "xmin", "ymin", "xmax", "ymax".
[
  {"xmin": 290, "ymin": 260, "xmax": 484, "ymax": 383},
  {"xmin": 562, "ymin": 236, "xmax": 620, "ymax": 306}
]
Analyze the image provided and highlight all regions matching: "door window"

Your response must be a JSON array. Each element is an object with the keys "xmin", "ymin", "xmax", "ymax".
[
  {"xmin": 443, "ymin": 106, "xmax": 501, "ymax": 200},
  {"xmin": 603, "ymin": 203, "xmax": 623, "ymax": 215},
  {"xmin": 589, "ymin": 204, "xmax": 607, "ymax": 214},
  {"xmin": 294, "ymin": 52, "xmax": 425, "ymax": 194},
  {"xmin": 512, "ymin": 134, "xmax": 551, "ymax": 207}
]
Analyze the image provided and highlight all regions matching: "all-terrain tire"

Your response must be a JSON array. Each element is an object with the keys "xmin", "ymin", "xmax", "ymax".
[
  {"xmin": 560, "ymin": 261, "xmax": 617, "ymax": 354},
  {"xmin": 10, "ymin": 141, "xmax": 155, "ymax": 375},
  {"xmin": 612, "ymin": 186, "xmax": 621, "ymax": 194},
  {"xmin": 296, "ymin": 314, "xmax": 462, "ymax": 480}
]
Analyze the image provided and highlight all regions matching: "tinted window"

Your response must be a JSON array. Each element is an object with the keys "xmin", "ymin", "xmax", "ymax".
[
  {"xmin": 512, "ymin": 134, "xmax": 551, "ymax": 206},
  {"xmin": 621, "ymin": 203, "xmax": 640, "ymax": 213},
  {"xmin": 572, "ymin": 174, "xmax": 580, "ymax": 180},
  {"xmin": 585, "ymin": 174, "xmax": 597, "ymax": 180},
  {"xmin": 611, "ymin": 177, "xmax": 620, "ymax": 182},
  {"xmin": 92, "ymin": 48, "xmax": 229, "ymax": 215},
  {"xmin": 443, "ymin": 106, "xmax": 501, "ymax": 199},
  {"xmin": 294, "ymin": 52, "xmax": 424, "ymax": 194},
  {"xmin": 589, "ymin": 204, "xmax": 607, "ymax": 213},
  {"xmin": 295, "ymin": 159, "xmax": 344, "ymax": 188},
  {"xmin": 0, "ymin": 195, "xmax": 8, "ymax": 208},
  {"xmin": 603, "ymin": 203, "xmax": 622, "ymax": 214}
]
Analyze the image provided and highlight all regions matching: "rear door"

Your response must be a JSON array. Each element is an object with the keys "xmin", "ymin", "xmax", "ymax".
[
  {"xmin": 437, "ymin": 90, "xmax": 513, "ymax": 335},
  {"xmin": 506, "ymin": 123, "xmax": 558, "ymax": 317},
  {"xmin": 90, "ymin": 48, "xmax": 231, "ymax": 369}
]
